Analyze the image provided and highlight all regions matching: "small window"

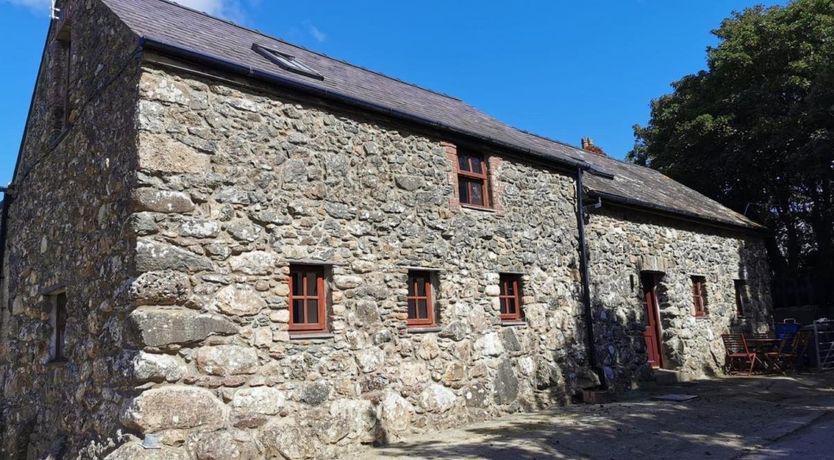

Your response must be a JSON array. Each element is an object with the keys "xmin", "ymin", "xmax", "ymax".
[
  {"xmin": 691, "ymin": 276, "xmax": 707, "ymax": 317},
  {"xmin": 406, "ymin": 271, "xmax": 435, "ymax": 327},
  {"xmin": 49, "ymin": 292, "xmax": 68, "ymax": 362},
  {"xmin": 252, "ymin": 43, "xmax": 324, "ymax": 80},
  {"xmin": 52, "ymin": 24, "xmax": 72, "ymax": 134},
  {"xmin": 499, "ymin": 274, "xmax": 523, "ymax": 322},
  {"xmin": 289, "ymin": 265, "xmax": 327, "ymax": 332},
  {"xmin": 457, "ymin": 152, "xmax": 490, "ymax": 207},
  {"xmin": 734, "ymin": 280, "xmax": 749, "ymax": 317}
]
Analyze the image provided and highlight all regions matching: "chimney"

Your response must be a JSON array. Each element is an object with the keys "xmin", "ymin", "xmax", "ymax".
[{"xmin": 580, "ymin": 137, "xmax": 607, "ymax": 157}]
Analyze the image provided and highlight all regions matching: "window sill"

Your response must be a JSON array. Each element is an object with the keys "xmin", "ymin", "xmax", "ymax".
[
  {"xmin": 407, "ymin": 326, "xmax": 442, "ymax": 334},
  {"xmin": 501, "ymin": 320, "xmax": 527, "ymax": 327},
  {"xmin": 694, "ymin": 315, "xmax": 709, "ymax": 320},
  {"xmin": 289, "ymin": 332, "xmax": 334, "ymax": 341},
  {"xmin": 460, "ymin": 203, "xmax": 497, "ymax": 213},
  {"xmin": 46, "ymin": 359, "xmax": 68, "ymax": 367}
]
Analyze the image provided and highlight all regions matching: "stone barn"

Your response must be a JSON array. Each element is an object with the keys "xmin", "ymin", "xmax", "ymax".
[{"xmin": 0, "ymin": 0, "xmax": 772, "ymax": 458}]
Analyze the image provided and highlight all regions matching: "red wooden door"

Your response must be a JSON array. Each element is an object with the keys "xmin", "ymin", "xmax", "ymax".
[{"xmin": 641, "ymin": 274, "xmax": 664, "ymax": 369}]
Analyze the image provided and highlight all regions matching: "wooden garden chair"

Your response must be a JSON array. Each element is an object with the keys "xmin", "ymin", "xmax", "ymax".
[
  {"xmin": 778, "ymin": 331, "xmax": 811, "ymax": 372},
  {"xmin": 722, "ymin": 333, "xmax": 757, "ymax": 375}
]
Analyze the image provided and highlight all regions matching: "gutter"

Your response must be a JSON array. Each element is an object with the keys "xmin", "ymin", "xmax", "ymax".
[
  {"xmin": 139, "ymin": 37, "xmax": 612, "ymax": 178},
  {"xmin": 575, "ymin": 167, "xmax": 604, "ymax": 387},
  {"xmin": 587, "ymin": 190, "xmax": 768, "ymax": 235}
]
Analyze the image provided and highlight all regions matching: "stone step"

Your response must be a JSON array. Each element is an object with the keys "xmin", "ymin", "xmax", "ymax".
[
  {"xmin": 653, "ymin": 369, "xmax": 691, "ymax": 385},
  {"xmin": 581, "ymin": 388, "xmax": 615, "ymax": 404}
]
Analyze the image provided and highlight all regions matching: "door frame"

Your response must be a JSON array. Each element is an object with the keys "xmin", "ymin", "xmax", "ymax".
[{"xmin": 640, "ymin": 272, "xmax": 665, "ymax": 369}]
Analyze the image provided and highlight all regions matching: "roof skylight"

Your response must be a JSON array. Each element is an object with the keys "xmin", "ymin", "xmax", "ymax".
[{"xmin": 252, "ymin": 43, "xmax": 324, "ymax": 80}]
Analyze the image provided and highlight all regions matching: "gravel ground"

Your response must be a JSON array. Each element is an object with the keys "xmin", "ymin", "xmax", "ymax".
[{"xmin": 345, "ymin": 373, "xmax": 834, "ymax": 459}]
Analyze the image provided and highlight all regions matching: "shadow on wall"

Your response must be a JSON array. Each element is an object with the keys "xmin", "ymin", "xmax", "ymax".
[{"xmin": 735, "ymin": 239, "xmax": 774, "ymax": 333}]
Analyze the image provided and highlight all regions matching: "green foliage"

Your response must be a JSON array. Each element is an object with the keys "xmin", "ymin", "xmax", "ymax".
[{"xmin": 630, "ymin": 0, "xmax": 834, "ymax": 274}]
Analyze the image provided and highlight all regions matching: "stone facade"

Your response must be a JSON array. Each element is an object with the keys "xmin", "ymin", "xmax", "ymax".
[
  {"xmin": 0, "ymin": 2, "xmax": 772, "ymax": 458},
  {"xmin": 587, "ymin": 208, "xmax": 771, "ymax": 387},
  {"xmin": 106, "ymin": 65, "xmax": 593, "ymax": 458},
  {"xmin": 0, "ymin": 0, "xmax": 142, "ymax": 457}
]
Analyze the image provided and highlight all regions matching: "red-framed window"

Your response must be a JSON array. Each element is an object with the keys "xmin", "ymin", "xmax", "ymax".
[
  {"xmin": 499, "ymin": 274, "xmax": 523, "ymax": 321},
  {"xmin": 457, "ymin": 152, "xmax": 490, "ymax": 207},
  {"xmin": 734, "ymin": 279, "xmax": 748, "ymax": 317},
  {"xmin": 691, "ymin": 276, "xmax": 707, "ymax": 317},
  {"xmin": 406, "ymin": 271, "xmax": 435, "ymax": 327},
  {"xmin": 289, "ymin": 265, "xmax": 327, "ymax": 332},
  {"xmin": 50, "ymin": 292, "xmax": 68, "ymax": 362}
]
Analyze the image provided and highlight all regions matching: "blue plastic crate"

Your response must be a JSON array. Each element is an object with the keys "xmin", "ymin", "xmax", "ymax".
[{"xmin": 776, "ymin": 322, "xmax": 801, "ymax": 339}]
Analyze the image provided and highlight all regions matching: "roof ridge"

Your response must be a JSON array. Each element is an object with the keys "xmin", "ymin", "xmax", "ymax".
[{"xmin": 152, "ymin": 0, "xmax": 462, "ymax": 102}]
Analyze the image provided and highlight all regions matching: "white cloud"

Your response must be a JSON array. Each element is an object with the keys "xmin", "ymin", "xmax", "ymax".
[{"xmin": 305, "ymin": 22, "xmax": 327, "ymax": 43}]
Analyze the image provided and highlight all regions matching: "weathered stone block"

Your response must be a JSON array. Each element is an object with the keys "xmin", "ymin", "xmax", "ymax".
[
  {"xmin": 185, "ymin": 430, "xmax": 262, "ymax": 460},
  {"xmin": 329, "ymin": 399, "xmax": 377, "ymax": 443},
  {"xmin": 121, "ymin": 386, "xmax": 228, "ymax": 433},
  {"xmin": 463, "ymin": 382, "xmax": 489, "ymax": 408},
  {"xmin": 475, "ymin": 332, "xmax": 504, "ymax": 357},
  {"xmin": 378, "ymin": 390, "xmax": 415, "ymax": 433},
  {"xmin": 132, "ymin": 351, "xmax": 186, "ymax": 383},
  {"xmin": 138, "ymin": 133, "xmax": 211, "ymax": 174},
  {"xmin": 228, "ymin": 251, "xmax": 277, "ymax": 275},
  {"xmin": 128, "ymin": 306, "xmax": 238, "ymax": 347},
  {"xmin": 300, "ymin": 381, "xmax": 332, "ymax": 405},
  {"xmin": 261, "ymin": 418, "xmax": 317, "ymax": 460},
  {"xmin": 177, "ymin": 218, "xmax": 221, "ymax": 238},
  {"xmin": 210, "ymin": 284, "xmax": 266, "ymax": 317},
  {"xmin": 230, "ymin": 387, "xmax": 286, "ymax": 428},
  {"xmin": 135, "ymin": 240, "xmax": 213, "ymax": 273},
  {"xmin": 132, "ymin": 189, "xmax": 195, "ymax": 213},
  {"xmin": 418, "ymin": 384, "xmax": 457, "ymax": 413},
  {"xmin": 493, "ymin": 359, "xmax": 519, "ymax": 404},
  {"xmin": 129, "ymin": 270, "xmax": 190, "ymax": 306},
  {"xmin": 355, "ymin": 347, "xmax": 385, "ymax": 373},
  {"xmin": 195, "ymin": 345, "xmax": 259, "ymax": 376},
  {"xmin": 105, "ymin": 442, "xmax": 189, "ymax": 460}
]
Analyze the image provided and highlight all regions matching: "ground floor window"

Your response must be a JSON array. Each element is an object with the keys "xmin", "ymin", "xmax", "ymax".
[
  {"xmin": 289, "ymin": 265, "xmax": 327, "ymax": 332},
  {"xmin": 407, "ymin": 271, "xmax": 436, "ymax": 327},
  {"xmin": 734, "ymin": 279, "xmax": 749, "ymax": 317},
  {"xmin": 499, "ymin": 274, "xmax": 523, "ymax": 321},
  {"xmin": 49, "ymin": 291, "xmax": 68, "ymax": 362},
  {"xmin": 691, "ymin": 276, "xmax": 707, "ymax": 317}
]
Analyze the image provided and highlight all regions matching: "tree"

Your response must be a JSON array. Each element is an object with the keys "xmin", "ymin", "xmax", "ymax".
[{"xmin": 630, "ymin": 0, "xmax": 834, "ymax": 277}]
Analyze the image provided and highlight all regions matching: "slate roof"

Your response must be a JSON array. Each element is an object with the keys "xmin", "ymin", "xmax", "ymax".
[{"xmin": 101, "ymin": 0, "xmax": 762, "ymax": 231}]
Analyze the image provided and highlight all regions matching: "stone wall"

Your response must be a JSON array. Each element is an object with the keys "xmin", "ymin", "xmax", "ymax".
[
  {"xmin": 587, "ymin": 207, "xmax": 772, "ymax": 387},
  {"xmin": 109, "ymin": 63, "xmax": 594, "ymax": 458},
  {"xmin": 0, "ymin": 4, "xmax": 776, "ymax": 456},
  {"xmin": 0, "ymin": 0, "xmax": 142, "ymax": 458}
]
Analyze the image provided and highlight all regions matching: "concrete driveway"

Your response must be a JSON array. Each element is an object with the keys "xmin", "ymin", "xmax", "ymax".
[{"xmin": 347, "ymin": 373, "xmax": 834, "ymax": 459}]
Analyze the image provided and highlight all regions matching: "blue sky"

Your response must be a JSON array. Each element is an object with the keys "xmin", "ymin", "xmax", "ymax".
[{"xmin": 0, "ymin": 0, "xmax": 784, "ymax": 186}]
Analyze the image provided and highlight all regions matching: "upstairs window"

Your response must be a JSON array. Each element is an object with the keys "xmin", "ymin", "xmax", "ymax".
[
  {"xmin": 252, "ymin": 43, "xmax": 324, "ymax": 80},
  {"xmin": 499, "ymin": 274, "xmax": 523, "ymax": 322},
  {"xmin": 691, "ymin": 276, "xmax": 707, "ymax": 317},
  {"xmin": 51, "ymin": 23, "xmax": 72, "ymax": 134},
  {"xmin": 734, "ymin": 280, "xmax": 749, "ymax": 317},
  {"xmin": 457, "ymin": 152, "xmax": 490, "ymax": 207},
  {"xmin": 49, "ymin": 292, "xmax": 68, "ymax": 362},
  {"xmin": 289, "ymin": 265, "xmax": 327, "ymax": 333},
  {"xmin": 407, "ymin": 271, "xmax": 435, "ymax": 327}
]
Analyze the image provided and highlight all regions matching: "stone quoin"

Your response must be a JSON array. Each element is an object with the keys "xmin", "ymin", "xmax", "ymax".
[{"xmin": 0, "ymin": 0, "xmax": 772, "ymax": 458}]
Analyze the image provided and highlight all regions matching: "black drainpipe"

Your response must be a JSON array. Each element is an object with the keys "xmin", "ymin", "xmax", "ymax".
[{"xmin": 575, "ymin": 166, "xmax": 603, "ymax": 386}]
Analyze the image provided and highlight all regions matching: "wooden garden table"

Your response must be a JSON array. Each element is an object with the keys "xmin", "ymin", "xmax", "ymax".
[{"xmin": 746, "ymin": 338, "xmax": 782, "ymax": 373}]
